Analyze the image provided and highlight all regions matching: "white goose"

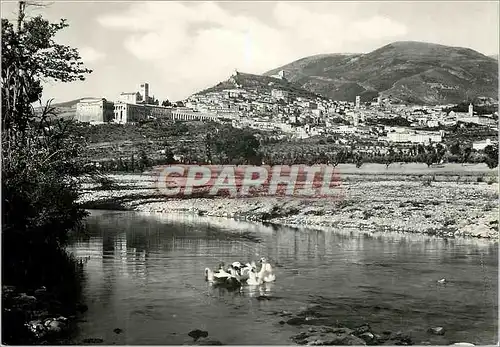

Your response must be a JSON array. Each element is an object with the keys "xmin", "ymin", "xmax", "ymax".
[
  {"xmin": 239, "ymin": 261, "xmax": 257, "ymax": 281},
  {"xmin": 258, "ymin": 257, "xmax": 276, "ymax": 283},
  {"xmin": 204, "ymin": 267, "xmax": 214, "ymax": 282},
  {"xmin": 247, "ymin": 268, "xmax": 263, "ymax": 286},
  {"xmin": 205, "ymin": 262, "xmax": 231, "ymax": 283}
]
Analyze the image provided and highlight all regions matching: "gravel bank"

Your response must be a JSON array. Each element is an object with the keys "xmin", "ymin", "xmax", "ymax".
[{"xmin": 78, "ymin": 164, "xmax": 499, "ymax": 240}]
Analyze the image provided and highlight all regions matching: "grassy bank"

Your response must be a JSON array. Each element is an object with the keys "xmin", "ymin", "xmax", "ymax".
[{"xmin": 78, "ymin": 163, "xmax": 499, "ymax": 240}]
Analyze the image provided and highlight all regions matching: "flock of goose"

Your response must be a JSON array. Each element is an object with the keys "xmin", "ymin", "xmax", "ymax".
[{"xmin": 204, "ymin": 257, "xmax": 276, "ymax": 288}]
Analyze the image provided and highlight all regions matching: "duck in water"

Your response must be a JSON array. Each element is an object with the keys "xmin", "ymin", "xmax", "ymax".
[
  {"xmin": 246, "ymin": 267, "xmax": 263, "ymax": 286},
  {"xmin": 205, "ymin": 262, "xmax": 242, "ymax": 289},
  {"xmin": 258, "ymin": 257, "xmax": 276, "ymax": 283},
  {"xmin": 239, "ymin": 261, "xmax": 257, "ymax": 281}
]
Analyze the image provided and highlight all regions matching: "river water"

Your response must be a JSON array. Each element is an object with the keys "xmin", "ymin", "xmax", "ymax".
[{"xmin": 67, "ymin": 210, "xmax": 498, "ymax": 345}]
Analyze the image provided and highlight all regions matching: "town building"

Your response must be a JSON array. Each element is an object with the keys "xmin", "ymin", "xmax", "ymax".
[
  {"xmin": 457, "ymin": 116, "xmax": 497, "ymax": 126},
  {"xmin": 76, "ymin": 98, "xmax": 114, "ymax": 123},
  {"xmin": 473, "ymin": 138, "xmax": 496, "ymax": 151},
  {"xmin": 271, "ymin": 89, "xmax": 289, "ymax": 101},
  {"xmin": 355, "ymin": 96, "xmax": 361, "ymax": 110},
  {"xmin": 386, "ymin": 131, "xmax": 443, "ymax": 144}
]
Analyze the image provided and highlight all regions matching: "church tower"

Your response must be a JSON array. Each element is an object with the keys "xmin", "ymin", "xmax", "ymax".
[{"xmin": 140, "ymin": 83, "xmax": 150, "ymax": 104}]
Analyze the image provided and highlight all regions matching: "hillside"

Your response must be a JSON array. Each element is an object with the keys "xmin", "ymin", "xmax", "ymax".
[
  {"xmin": 194, "ymin": 71, "xmax": 322, "ymax": 100},
  {"xmin": 265, "ymin": 41, "xmax": 498, "ymax": 105},
  {"xmin": 51, "ymin": 98, "xmax": 80, "ymax": 108}
]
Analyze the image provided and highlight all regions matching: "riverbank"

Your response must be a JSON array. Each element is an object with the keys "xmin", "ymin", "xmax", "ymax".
[
  {"xmin": 79, "ymin": 163, "xmax": 499, "ymax": 240},
  {"xmin": 2, "ymin": 285, "xmax": 89, "ymax": 345}
]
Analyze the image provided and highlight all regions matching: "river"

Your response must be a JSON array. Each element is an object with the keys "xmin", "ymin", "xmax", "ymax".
[{"xmin": 67, "ymin": 210, "xmax": 498, "ymax": 345}]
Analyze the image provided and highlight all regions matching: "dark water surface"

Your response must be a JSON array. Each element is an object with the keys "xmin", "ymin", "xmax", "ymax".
[{"xmin": 67, "ymin": 210, "xmax": 498, "ymax": 345}]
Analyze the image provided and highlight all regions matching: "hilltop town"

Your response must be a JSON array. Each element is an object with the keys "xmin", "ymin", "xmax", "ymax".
[{"xmin": 69, "ymin": 68, "xmax": 498, "ymax": 169}]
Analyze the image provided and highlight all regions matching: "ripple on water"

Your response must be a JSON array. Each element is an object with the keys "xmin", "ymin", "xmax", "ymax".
[{"xmin": 67, "ymin": 211, "xmax": 498, "ymax": 345}]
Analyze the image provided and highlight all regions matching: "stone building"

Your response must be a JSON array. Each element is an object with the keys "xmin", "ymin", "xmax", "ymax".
[
  {"xmin": 76, "ymin": 98, "xmax": 114, "ymax": 123},
  {"xmin": 113, "ymin": 102, "xmax": 172, "ymax": 124}
]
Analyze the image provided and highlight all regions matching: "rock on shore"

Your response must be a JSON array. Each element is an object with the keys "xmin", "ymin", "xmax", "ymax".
[{"xmin": 2, "ymin": 285, "xmax": 86, "ymax": 344}]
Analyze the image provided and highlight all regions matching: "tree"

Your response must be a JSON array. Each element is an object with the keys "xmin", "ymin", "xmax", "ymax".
[
  {"xmin": 206, "ymin": 125, "xmax": 261, "ymax": 165},
  {"xmin": 484, "ymin": 144, "xmax": 499, "ymax": 169},
  {"xmin": 161, "ymin": 99, "xmax": 172, "ymax": 107},
  {"xmin": 130, "ymin": 153, "xmax": 135, "ymax": 172},
  {"xmin": 2, "ymin": 4, "xmax": 92, "ymax": 342},
  {"xmin": 138, "ymin": 149, "xmax": 149, "ymax": 171},
  {"xmin": 449, "ymin": 141, "xmax": 461, "ymax": 156},
  {"xmin": 2, "ymin": 10, "xmax": 91, "ymax": 133},
  {"xmin": 424, "ymin": 144, "xmax": 438, "ymax": 167},
  {"xmin": 385, "ymin": 146, "xmax": 396, "ymax": 168},
  {"xmin": 205, "ymin": 134, "xmax": 213, "ymax": 164},
  {"xmin": 329, "ymin": 150, "xmax": 346, "ymax": 167},
  {"xmin": 355, "ymin": 153, "xmax": 364, "ymax": 168},
  {"xmin": 163, "ymin": 141, "xmax": 176, "ymax": 164},
  {"xmin": 435, "ymin": 143, "xmax": 446, "ymax": 163},
  {"xmin": 461, "ymin": 146, "xmax": 472, "ymax": 164}
]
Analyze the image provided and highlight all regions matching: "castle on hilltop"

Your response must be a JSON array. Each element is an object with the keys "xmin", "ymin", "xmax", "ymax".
[{"xmin": 269, "ymin": 70, "xmax": 287, "ymax": 81}]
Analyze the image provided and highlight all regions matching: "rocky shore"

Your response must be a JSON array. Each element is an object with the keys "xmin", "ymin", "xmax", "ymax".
[
  {"xmin": 181, "ymin": 303, "xmax": 480, "ymax": 346},
  {"xmin": 79, "ymin": 164, "xmax": 498, "ymax": 240},
  {"xmin": 2, "ymin": 285, "xmax": 88, "ymax": 345},
  {"xmin": 270, "ymin": 305, "xmax": 478, "ymax": 346}
]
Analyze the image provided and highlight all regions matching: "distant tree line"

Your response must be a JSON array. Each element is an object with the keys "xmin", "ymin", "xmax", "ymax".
[{"xmin": 366, "ymin": 116, "xmax": 412, "ymax": 127}]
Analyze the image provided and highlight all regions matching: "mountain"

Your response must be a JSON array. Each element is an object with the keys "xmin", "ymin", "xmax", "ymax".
[
  {"xmin": 489, "ymin": 54, "xmax": 498, "ymax": 60},
  {"xmin": 264, "ymin": 41, "xmax": 498, "ymax": 105},
  {"xmin": 194, "ymin": 71, "xmax": 322, "ymax": 100}
]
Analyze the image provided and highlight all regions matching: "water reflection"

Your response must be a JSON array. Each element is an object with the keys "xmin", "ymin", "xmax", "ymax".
[{"xmin": 66, "ymin": 210, "xmax": 498, "ymax": 345}]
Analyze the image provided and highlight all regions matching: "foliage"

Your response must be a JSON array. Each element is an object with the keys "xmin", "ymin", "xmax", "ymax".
[
  {"xmin": 1, "ymin": 4, "xmax": 91, "ymax": 294},
  {"xmin": 367, "ymin": 116, "xmax": 411, "ymax": 127},
  {"xmin": 484, "ymin": 144, "xmax": 499, "ymax": 169},
  {"xmin": 1, "ymin": 15, "xmax": 91, "ymax": 132},
  {"xmin": 205, "ymin": 125, "xmax": 262, "ymax": 165}
]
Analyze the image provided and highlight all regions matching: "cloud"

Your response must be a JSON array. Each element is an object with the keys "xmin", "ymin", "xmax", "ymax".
[
  {"xmin": 79, "ymin": 46, "xmax": 106, "ymax": 63},
  {"xmin": 97, "ymin": 2, "xmax": 407, "ymax": 100}
]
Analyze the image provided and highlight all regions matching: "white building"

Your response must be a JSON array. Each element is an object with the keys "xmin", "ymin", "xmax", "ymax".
[
  {"xmin": 271, "ymin": 89, "xmax": 289, "ymax": 101},
  {"xmin": 386, "ymin": 131, "xmax": 442, "ymax": 144},
  {"xmin": 119, "ymin": 92, "xmax": 140, "ymax": 104},
  {"xmin": 76, "ymin": 98, "xmax": 114, "ymax": 123},
  {"xmin": 473, "ymin": 139, "xmax": 496, "ymax": 150},
  {"xmin": 355, "ymin": 95, "xmax": 361, "ymax": 109},
  {"xmin": 119, "ymin": 82, "xmax": 154, "ymax": 105},
  {"xmin": 113, "ymin": 102, "xmax": 172, "ymax": 124}
]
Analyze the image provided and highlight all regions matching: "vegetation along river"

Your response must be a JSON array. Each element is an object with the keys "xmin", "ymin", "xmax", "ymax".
[{"xmin": 66, "ymin": 210, "xmax": 498, "ymax": 345}]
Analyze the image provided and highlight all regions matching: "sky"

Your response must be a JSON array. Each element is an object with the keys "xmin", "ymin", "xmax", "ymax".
[{"xmin": 1, "ymin": 1, "xmax": 499, "ymax": 104}]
